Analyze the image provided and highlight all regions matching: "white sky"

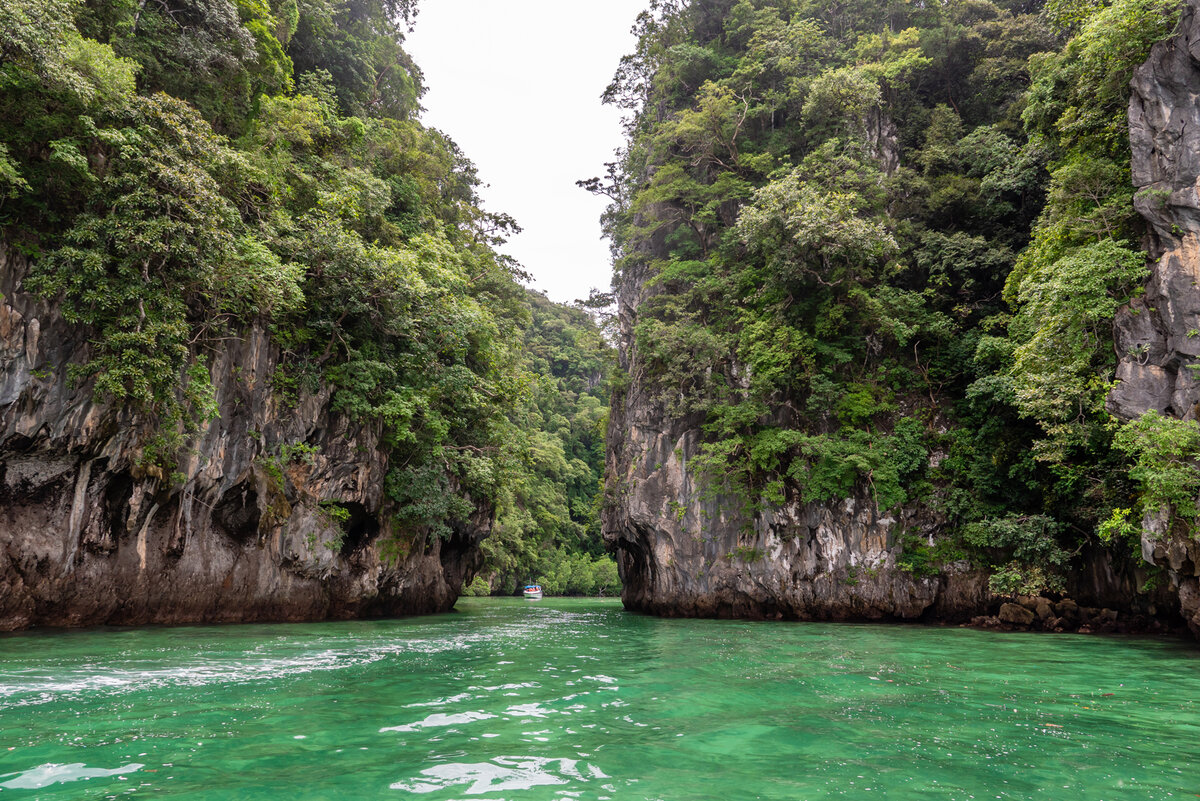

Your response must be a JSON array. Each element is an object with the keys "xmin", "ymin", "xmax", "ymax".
[{"xmin": 404, "ymin": 0, "xmax": 647, "ymax": 304}]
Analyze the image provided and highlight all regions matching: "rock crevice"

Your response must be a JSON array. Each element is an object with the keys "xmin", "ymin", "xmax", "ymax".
[{"xmin": 1110, "ymin": 0, "xmax": 1200, "ymax": 635}]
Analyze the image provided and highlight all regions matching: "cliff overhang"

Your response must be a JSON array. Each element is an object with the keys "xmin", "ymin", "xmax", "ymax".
[{"xmin": 0, "ymin": 246, "xmax": 487, "ymax": 630}]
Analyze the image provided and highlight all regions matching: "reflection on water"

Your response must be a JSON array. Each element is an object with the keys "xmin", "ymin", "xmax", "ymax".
[
  {"xmin": 0, "ymin": 762, "xmax": 144, "ymax": 790},
  {"xmin": 379, "ymin": 711, "xmax": 497, "ymax": 732},
  {"xmin": 0, "ymin": 598, "xmax": 1197, "ymax": 799},
  {"xmin": 391, "ymin": 756, "xmax": 611, "ymax": 795}
]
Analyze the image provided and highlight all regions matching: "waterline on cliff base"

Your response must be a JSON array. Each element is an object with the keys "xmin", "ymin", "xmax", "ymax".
[{"xmin": 0, "ymin": 598, "xmax": 1197, "ymax": 799}]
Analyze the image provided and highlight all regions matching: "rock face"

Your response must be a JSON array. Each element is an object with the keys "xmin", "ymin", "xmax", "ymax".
[
  {"xmin": 603, "ymin": 385, "xmax": 991, "ymax": 621},
  {"xmin": 0, "ymin": 247, "xmax": 486, "ymax": 631},
  {"xmin": 603, "ymin": 296, "xmax": 1158, "ymax": 624},
  {"xmin": 1110, "ymin": 0, "xmax": 1200, "ymax": 635},
  {"xmin": 1112, "ymin": 0, "xmax": 1200, "ymax": 422},
  {"xmin": 601, "ymin": 210, "xmax": 990, "ymax": 621}
]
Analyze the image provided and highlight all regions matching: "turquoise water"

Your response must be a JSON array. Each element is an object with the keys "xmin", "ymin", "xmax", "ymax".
[{"xmin": 0, "ymin": 598, "xmax": 1198, "ymax": 799}]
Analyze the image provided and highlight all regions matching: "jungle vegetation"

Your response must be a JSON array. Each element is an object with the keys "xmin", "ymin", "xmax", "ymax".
[
  {"xmin": 590, "ymin": 0, "xmax": 1185, "ymax": 595},
  {"xmin": 3, "ymin": 0, "xmax": 1192, "ymax": 602},
  {"xmin": 0, "ymin": 0, "xmax": 617, "ymax": 595}
]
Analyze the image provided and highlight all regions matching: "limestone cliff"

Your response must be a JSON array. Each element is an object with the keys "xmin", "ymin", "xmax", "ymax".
[
  {"xmin": 604, "ymin": 281, "xmax": 1158, "ymax": 626},
  {"xmin": 1110, "ymin": 0, "xmax": 1200, "ymax": 634},
  {"xmin": 602, "ymin": 216, "xmax": 991, "ymax": 622},
  {"xmin": 0, "ymin": 247, "xmax": 486, "ymax": 630},
  {"xmin": 603, "ymin": 418, "xmax": 988, "ymax": 621},
  {"xmin": 600, "ymin": 29, "xmax": 1176, "ymax": 629}
]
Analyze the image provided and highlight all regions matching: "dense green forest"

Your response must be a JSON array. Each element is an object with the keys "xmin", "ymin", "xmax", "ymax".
[
  {"xmin": 469, "ymin": 292, "xmax": 619, "ymax": 597},
  {"xmin": 591, "ymin": 0, "xmax": 1185, "ymax": 595},
  {"xmin": 0, "ymin": 0, "xmax": 616, "ymax": 594}
]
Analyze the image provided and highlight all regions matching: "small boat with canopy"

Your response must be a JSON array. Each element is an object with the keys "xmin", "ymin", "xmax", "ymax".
[{"xmin": 523, "ymin": 584, "xmax": 543, "ymax": 600}]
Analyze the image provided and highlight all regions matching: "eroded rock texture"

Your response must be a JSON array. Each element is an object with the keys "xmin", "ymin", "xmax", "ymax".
[
  {"xmin": 1113, "ymin": 0, "xmax": 1200, "ymax": 422},
  {"xmin": 604, "ymin": 425, "xmax": 990, "ymax": 621},
  {"xmin": 1111, "ymin": 0, "xmax": 1200, "ymax": 635},
  {"xmin": 601, "ymin": 203, "xmax": 991, "ymax": 621},
  {"xmin": 0, "ymin": 248, "xmax": 485, "ymax": 630}
]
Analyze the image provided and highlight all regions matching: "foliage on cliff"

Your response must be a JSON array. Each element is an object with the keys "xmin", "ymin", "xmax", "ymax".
[
  {"xmin": 1010, "ymin": 0, "xmax": 1200, "ymax": 543},
  {"xmin": 0, "ymin": 0, "xmax": 616, "ymax": 582},
  {"xmin": 594, "ymin": 0, "xmax": 1179, "ymax": 593}
]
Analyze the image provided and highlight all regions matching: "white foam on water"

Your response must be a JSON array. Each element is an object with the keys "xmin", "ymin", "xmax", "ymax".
[
  {"xmin": 380, "ymin": 711, "xmax": 497, "ymax": 733},
  {"xmin": 505, "ymin": 702, "xmax": 554, "ymax": 718},
  {"xmin": 390, "ymin": 756, "xmax": 608, "ymax": 795},
  {"xmin": 0, "ymin": 634, "xmax": 503, "ymax": 709},
  {"xmin": 0, "ymin": 762, "xmax": 144, "ymax": 790},
  {"xmin": 472, "ymin": 682, "xmax": 538, "ymax": 692},
  {"xmin": 404, "ymin": 693, "xmax": 474, "ymax": 709},
  {"xmin": 582, "ymin": 675, "xmax": 617, "ymax": 684}
]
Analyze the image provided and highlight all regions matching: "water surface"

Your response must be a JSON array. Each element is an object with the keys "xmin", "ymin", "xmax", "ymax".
[{"xmin": 0, "ymin": 598, "xmax": 1197, "ymax": 799}]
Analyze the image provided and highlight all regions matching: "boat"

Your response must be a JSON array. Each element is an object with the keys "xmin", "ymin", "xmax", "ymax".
[{"xmin": 523, "ymin": 584, "xmax": 543, "ymax": 600}]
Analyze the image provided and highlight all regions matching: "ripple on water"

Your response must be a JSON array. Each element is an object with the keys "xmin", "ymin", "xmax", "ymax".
[
  {"xmin": 0, "ymin": 598, "xmax": 1197, "ymax": 800},
  {"xmin": 390, "ymin": 756, "xmax": 611, "ymax": 795},
  {"xmin": 380, "ymin": 711, "xmax": 497, "ymax": 733},
  {"xmin": 0, "ymin": 762, "xmax": 144, "ymax": 790},
  {"xmin": 0, "ymin": 632, "xmax": 508, "ymax": 710}
]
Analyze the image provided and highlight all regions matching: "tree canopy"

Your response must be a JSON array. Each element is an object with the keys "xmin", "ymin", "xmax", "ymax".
[{"xmin": 0, "ymin": 0, "xmax": 619, "ymax": 593}]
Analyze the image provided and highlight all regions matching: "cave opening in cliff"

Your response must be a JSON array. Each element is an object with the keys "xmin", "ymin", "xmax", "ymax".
[
  {"xmin": 336, "ymin": 502, "xmax": 380, "ymax": 557},
  {"xmin": 103, "ymin": 470, "xmax": 134, "ymax": 541},
  {"xmin": 212, "ymin": 482, "xmax": 261, "ymax": 542}
]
